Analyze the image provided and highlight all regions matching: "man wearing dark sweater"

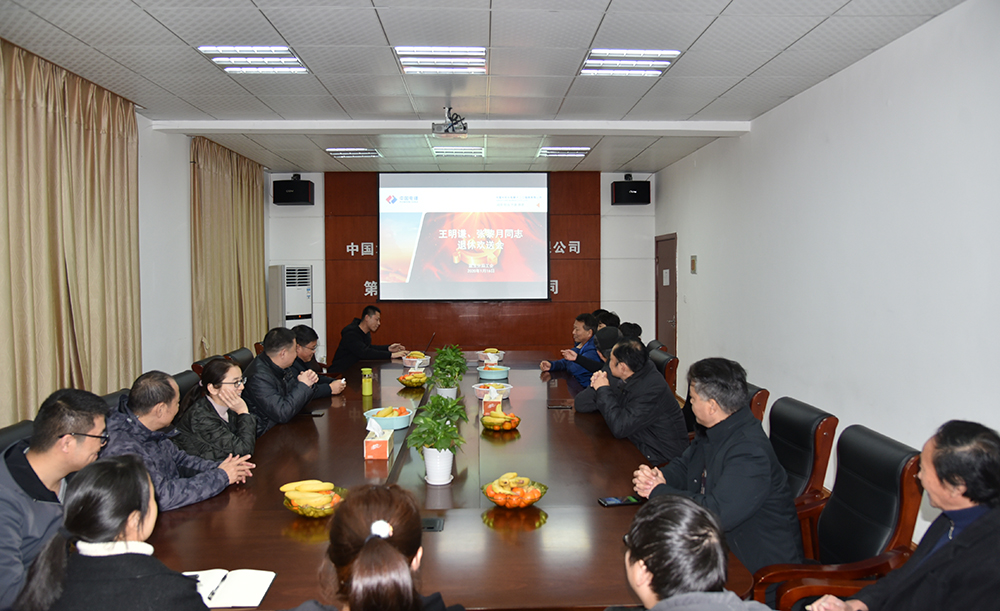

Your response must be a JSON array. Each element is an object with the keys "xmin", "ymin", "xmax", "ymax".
[{"xmin": 327, "ymin": 306, "xmax": 406, "ymax": 374}]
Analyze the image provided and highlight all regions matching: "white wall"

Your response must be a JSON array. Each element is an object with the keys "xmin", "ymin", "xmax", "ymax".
[
  {"xmin": 654, "ymin": 0, "xmax": 1000, "ymax": 538},
  {"xmin": 137, "ymin": 115, "xmax": 192, "ymax": 374},
  {"xmin": 266, "ymin": 173, "xmax": 328, "ymax": 361},
  {"xmin": 601, "ymin": 173, "xmax": 656, "ymax": 339}
]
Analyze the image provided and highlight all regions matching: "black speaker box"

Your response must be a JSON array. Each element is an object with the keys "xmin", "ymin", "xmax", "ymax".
[
  {"xmin": 611, "ymin": 181, "xmax": 650, "ymax": 205},
  {"xmin": 273, "ymin": 179, "xmax": 314, "ymax": 205}
]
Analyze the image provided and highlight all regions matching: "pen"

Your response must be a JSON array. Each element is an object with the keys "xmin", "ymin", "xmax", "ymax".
[{"xmin": 207, "ymin": 574, "xmax": 227, "ymax": 601}]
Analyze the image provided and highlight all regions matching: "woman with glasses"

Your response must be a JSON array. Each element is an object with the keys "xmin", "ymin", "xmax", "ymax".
[
  {"xmin": 623, "ymin": 495, "xmax": 768, "ymax": 611},
  {"xmin": 13, "ymin": 455, "xmax": 207, "ymax": 611},
  {"xmin": 172, "ymin": 357, "xmax": 257, "ymax": 461}
]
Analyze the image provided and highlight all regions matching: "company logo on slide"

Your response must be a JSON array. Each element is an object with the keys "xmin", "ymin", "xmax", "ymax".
[{"xmin": 386, "ymin": 195, "xmax": 397, "ymax": 204}]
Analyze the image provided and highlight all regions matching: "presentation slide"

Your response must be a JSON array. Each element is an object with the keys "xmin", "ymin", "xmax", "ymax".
[{"xmin": 379, "ymin": 173, "xmax": 549, "ymax": 300}]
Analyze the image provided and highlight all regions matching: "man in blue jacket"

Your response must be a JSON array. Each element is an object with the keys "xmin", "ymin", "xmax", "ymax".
[
  {"xmin": 102, "ymin": 371, "xmax": 255, "ymax": 511},
  {"xmin": 540, "ymin": 312, "xmax": 599, "ymax": 387}
]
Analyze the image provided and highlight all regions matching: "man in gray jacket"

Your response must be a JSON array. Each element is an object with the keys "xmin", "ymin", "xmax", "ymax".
[
  {"xmin": 102, "ymin": 371, "xmax": 254, "ymax": 511},
  {"xmin": 0, "ymin": 389, "xmax": 107, "ymax": 608}
]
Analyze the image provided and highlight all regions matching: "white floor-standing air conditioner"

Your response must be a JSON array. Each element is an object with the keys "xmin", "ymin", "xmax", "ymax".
[{"xmin": 267, "ymin": 265, "xmax": 313, "ymax": 330}]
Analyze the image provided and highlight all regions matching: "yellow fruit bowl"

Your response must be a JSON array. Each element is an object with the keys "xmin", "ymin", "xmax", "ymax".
[
  {"xmin": 283, "ymin": 486, "xmax": 347, "ymax": 518},
  {"xmin": 398, "ymin": 374, "xmax": 427, "ymax": 388},
  {"xmin": 482, "ymin": 480, "xmax": 547, "ymax": 509},
  {"xmin": 482, "ymin": 414, "xmax": 520, "ymax": 431}
]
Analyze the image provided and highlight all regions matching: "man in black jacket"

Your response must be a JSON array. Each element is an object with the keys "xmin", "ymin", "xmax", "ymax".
[
  {"xmin": 291, "ymin": 325, "xmax": 346, "ymax": 400},
  {"xmin": 633, "ymin": 357, "xmax": 803, "ymax": 574},
  {"xmin": 244, "ymin": 327, "xmax": 318, "ymax": 436},
  {"xmin": 327, "ymin": 305, "xmax": 406, "ymax": 374},
  {"xmin": 808, "ymin": 420, "xmax": 1000, "ymax": 611},
  {"xmin": 587, "ymin": 339, "xmax": 688, "ymax": 465}
]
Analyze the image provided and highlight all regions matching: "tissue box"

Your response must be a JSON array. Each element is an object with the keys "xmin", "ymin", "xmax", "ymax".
[
  {"xmin": 482, "ymin": 397, "xmax": 502, "ymax": 417},
  {"xmin": 364, "ymin": 430, "xmax": 393, "ymax": 460}
]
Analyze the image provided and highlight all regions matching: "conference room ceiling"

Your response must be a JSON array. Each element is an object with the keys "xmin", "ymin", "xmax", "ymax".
[{"xmin": 0, "ymin": 0, "xmax": 964, "ymax": 174}]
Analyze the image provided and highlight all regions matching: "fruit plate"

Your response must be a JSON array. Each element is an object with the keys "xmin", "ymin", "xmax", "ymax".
[
  {"xmin": 482, "ymin": 413, "xmax": 520, "ymax": 431},
  {"xmin": 477, "ymin": 350, "xmax": 505, "ymax": 361},
  {"xmin": 283, "ymin": 485, "xmax": 347, "ymax": 518},
  {"xmin": 402, "ymin": 356, "xmax": 431, "ymax": 368},
  {"xmin": 477, "ymin": 365, "xmax": 510, "ymax": 380},
  {"xmin": 398, "ymin": 373, "xmax": 427, "ymax": 388},
  {"xmin": 482, "ymin": 480, "xmax": 547, "ymax": 508},
  {"xmin": 473, "ymin": 382, "xmax": 512, "ymax": 399},
  {"xmin": 363, "ymin": 407, "xmax": 415, "ymax": 430}
]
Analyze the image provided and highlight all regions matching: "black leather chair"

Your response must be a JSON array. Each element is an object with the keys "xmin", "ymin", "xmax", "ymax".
[
  {"xmin": 753, "ymin": 425, "xmax": 921, "ymax": 608},
  {"xmin": 254, "ymin": 342, "xmax": 264, "ymax": 355},
  {"xmin": 746, "ymin": 383, "xmax": 770, "ymax": 422},
  {"xmin": 0, "ymin": 420, "xmax": 33, "ymax": 449},
  {"xmin": 102, "ymin": 389, "xmax": 128, "ymax": 411},
  {"xmin": 647, "ymin": 348, "xmax": 680, "ymax": 393},
  {"xmin": 173, "ymin": 369, "xmax": 200, "ymax": 401},
  {"xmin": 646, "ymin": 339, "xmax": 664, "ymax": 353},
  {"xmin": 192, "ymin": 355, "xmax": 223, "ymax": 375},
  {"xmin": 224, "ymin": 347, "xmax": 254, "ymax": 370}
]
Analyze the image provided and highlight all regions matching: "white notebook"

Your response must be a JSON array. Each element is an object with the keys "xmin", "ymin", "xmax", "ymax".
[{"xmin": 183, "ymin": 568, "xmax": 276, "ymax": 608}]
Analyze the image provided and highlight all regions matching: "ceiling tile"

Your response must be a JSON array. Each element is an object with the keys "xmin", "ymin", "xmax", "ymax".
[
  {"xmin": 145, "ymin": 7, "xmax": 284, "ymax": 46},
  {"xmin": 317, "ymin": 74, "xmax": 408, "ymax": 97},
  {"xmin": 489, "ymin": 48, "xmax": 586, "ymax": 77},
  {"xmin": 592, "ymin": 12, "xmax": 717, "ymax": 50},
  {"xmin": 263, "ymin": 7, "xmax": 386, "ymax": 46},
  {"xmin": 379, "ymin": 7, "xmax": 489, "ymax": 47},
  {"xmin": 146, "ymin": 71, "xmax": 250, "ymax": 96},
  {"xmin": 751, "ymin": 49, "xmax": 873, "ymax": 77},
  {"xmin": 665, "ymin": 50, "xmax": 779, "ymax": 77},
  {"xmin": 722, "ymin": 0, "xmax": 848, "ymax": 15},
  {"xmin": 99, "ymin": 45, "xmax": 220, "ymax": 75},
  {"xmin": 556, "ymin": 96, "xmax": 637, "ymax": 120},
  {"xmin": 491, "ymin": 10, "xmax": 603, "ymax": 49},
  {"xmin": 487, "ymin": 76, "xmax": 574, "ymax": 98},
  {"xmin": 402, "ymin": 74, "xmax": 488, "ymax": 97},
  {"xmin": 258, "ymin": 95, "xmax": 351, "ymax": 119},
  {"xmin": 691, "ymin": 95, "xmax": 786, "ymax": 120},
  {"xmin": 567, "ymin": 75, "xmax": 659, "ymax": 98},
  {"xmin": 624, "ymin": 96, "xmax": 708, "ymax": 120},
  {"xmin": 486, "ymin": 97, "xmax": 562, "ymax": 120},
  {"xmin": 688, "ymin": 14, "xmax": 827, "ymax": 52},
  {"xmin": 29, "ymin": 5, "xmax": 184, "ymax": 47},
  {"xmin": 412, "ymin": 96, "xmax": 488, "ymax": 118},
  {"xmin": 787, "ymin": 15, "xmax": 934, "ymax": 51},
  {"xmin": 135, "ymin": 97, "xmax": 215, "ymax": 120},
  {"xmin": 496, "ymin": 0, "xmax": 608, "ymax": 10},
  {"xmin": 0, "ymin": 5, "xmax": 93, "ymax": 48},
  {"xmin": 25, "ymin": 44, "xmax": 133, "ymax": 77},
  {"xmin": 337, "ymin": 96, "xmax": 417, "ymax": 118},
  {"xmin": 298, "ymin": 46, "xmax": 400, "ymax": 75},
  {"xmin": 246, "ymin": 134, "xmax": 322, "ymax": 150},
  {"xmin": 183, "ymin": 95, "xmax": 284, "ymax": 119},
  {"xmin": 835, "ymin": 0, "xmax": 966, "ymax": 16},
  {"xmin": 644, "ymin": 76, "xmax": 742, "ymax": 98},
  {"xmin": 233, "ymin": 74, "xmax": 330, "ymax": 96}
]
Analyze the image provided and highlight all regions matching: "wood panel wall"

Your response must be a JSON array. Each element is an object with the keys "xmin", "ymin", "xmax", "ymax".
[{"xmin": 325, "ymin": 172, "xmax": 600, "ymax": 353}]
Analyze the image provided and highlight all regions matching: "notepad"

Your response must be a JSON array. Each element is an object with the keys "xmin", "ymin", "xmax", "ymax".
[{"xmin": 183, "ymin": 568, "xmax": 275, "ymax": 608}]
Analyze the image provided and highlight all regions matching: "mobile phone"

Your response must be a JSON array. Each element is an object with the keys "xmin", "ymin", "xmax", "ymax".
[
  {"xmin": 547, "ymin": 399, "xmax": 574, "ymax": 409},
  {"xmin": 598, "ymin": 495, "xmax": 644, "ymax": 507}
]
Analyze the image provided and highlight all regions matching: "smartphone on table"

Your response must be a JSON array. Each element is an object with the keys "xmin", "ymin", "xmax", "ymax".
[{"xmin": 598, "ymin": 495, "xmax": 644, "ymax": 507}]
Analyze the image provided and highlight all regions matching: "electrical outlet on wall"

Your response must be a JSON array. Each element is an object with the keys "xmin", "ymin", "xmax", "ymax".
[{"xmin": 690, "ymin": 255, "xmax": 697, "ymax": 274}]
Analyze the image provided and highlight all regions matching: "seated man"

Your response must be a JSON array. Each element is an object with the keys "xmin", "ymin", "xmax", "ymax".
[
  {"xmin": 808, "ymin": 420, "xmax": 1000, "ymax": 611},
  {"xmin": 619, "ymin": 321, "xmax": 642, "ymax": 342},
  {"xmin": 0, "ymin": 389, "xmax": 107, "ymax": 608},
  {"xmin": 633, "ymin": 357, "xmax": 803, "ymax": 574},
  {"xmin": 573, "ymin": 326, "xmax": 623, "ymax": 409},
  {"xmin": 102, "ymin": 371, "xmax": 254, "ymax": 511},
  {"xmin": 291, "ymin": 325, "xmax": 347, "ymax": 400},
  {"xmin": 327, "ymin": 305, "xmax": 406, "ymax": 374},
  {"xmin": 244, "ymin": 326, "xmax": 319, "ymax": 436},
  {"xmin": 587, "ymin": 339, "xmax": 688, "ymax": 465},
  {"xmin": 539, "ymin": 313, "xmax": 599, "ymax": 387}
]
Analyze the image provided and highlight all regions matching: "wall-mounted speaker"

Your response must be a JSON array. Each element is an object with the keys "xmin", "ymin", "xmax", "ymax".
[
  {"xmin": 273, "ymin": 179, "xmax": 314, "ymax": 206},
  {"xmin": 611, "ymin": 181, "xmax": 650, "ymax": 205}
]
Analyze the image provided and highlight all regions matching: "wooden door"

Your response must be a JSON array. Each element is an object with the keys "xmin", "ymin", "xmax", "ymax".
[{"xmin": 655, "ymin": 234, "xmax": 677, "ymax": 354}]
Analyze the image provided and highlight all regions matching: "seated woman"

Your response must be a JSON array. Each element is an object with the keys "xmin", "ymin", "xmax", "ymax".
[
  {"xmin": 13, "ymin": 455, "xmax": 207, "ymax": 611},
  {"xmin": 284, "ymin": 484, "xmax": 463, "ymax": 611},
  {"xmin": 623, "ymin": 495, "xmax": 768, "ymax": 611},
  {"xmin": 172, "ymin": 357, "xmax": 256, "ymax": 461}
]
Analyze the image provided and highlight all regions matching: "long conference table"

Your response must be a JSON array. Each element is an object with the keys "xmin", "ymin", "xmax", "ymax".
[{"xmin": 149, "ymin": 352, "xmax": 751, "ymax": 610}]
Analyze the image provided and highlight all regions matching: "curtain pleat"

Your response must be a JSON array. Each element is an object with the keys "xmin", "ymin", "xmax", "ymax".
[
  {"xmin": 1, "ymin": 39, "xmax": 140, "ymax": 425},
  {"xmin": 190, "ymin": 137, "xmax": 266, "ymax": 360}
]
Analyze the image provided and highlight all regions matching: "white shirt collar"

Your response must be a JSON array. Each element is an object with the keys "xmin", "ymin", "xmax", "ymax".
[{"xmin": 75, "ymin": 540, "xmax": 154, "ymax": 557}]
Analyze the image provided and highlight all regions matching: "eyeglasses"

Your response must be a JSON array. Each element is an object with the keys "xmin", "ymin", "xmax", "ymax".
[
  {"xmin": 219, "ymin": 377, "xmax": 247, "ymax": 387},
  {"xmin": 68, "ymin": 431, "xmax": 110, "ymax": 446}
]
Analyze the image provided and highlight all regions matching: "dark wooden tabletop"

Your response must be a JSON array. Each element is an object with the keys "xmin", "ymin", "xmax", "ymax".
[{"xmin": 149, "ymin": 351, "xmax": 751, "ymax": 610}]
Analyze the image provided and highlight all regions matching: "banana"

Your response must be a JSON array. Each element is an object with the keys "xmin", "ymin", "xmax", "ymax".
[
  {"xmin": 296, "ymin": 481, "xmax": 335, "ymax": 492},
  {"xmin": 407, "ymin": 351, "xmax": 425, "ymax": 358},
  {"xmin": 375, "ymin": 407, "xmax": 395, "ymax": 417},
  {"xmin": 512, "ymin": 476, "xmax": 530, "ymax": 487},
  {"xmin": 285, "ymin": 491, "xmax": 332, "ymax": 505},
  {"xmin": 484, "ymin": 348, "xmax": 499, "ymax": 353},
  {"xmin": 482, "ymin": 416, "xmax": 506, "ymax": 426},
  {"xmin": 499, "ymin": 471, "xmax": 518, "ymax": 480},
  {"xmin": 279, "ymin": 479, "xmax": 323, "ymax": 492}
]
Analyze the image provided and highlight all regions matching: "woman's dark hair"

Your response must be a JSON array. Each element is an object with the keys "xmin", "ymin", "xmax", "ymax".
[
  {"xmin": 178, "ymin": 357, "xmax": 239, "ymax": 417},
  {"xmin": 932, "ymin": 420, "xmax": 1000, "ymax": 508},
  {"xmin": 327, "ymin": 485, "xmax": 423, "ymax": 611},
  {"xmin": 619, "ymin": 322, "xmax": 643, "ymax": 341},
  {"xmin": 624, "ymin": 495, "xmax": 728, "ymax": 601},
  {"xmin": 14, "ymin": 455, "xmax": 153, "ymax": 611}
]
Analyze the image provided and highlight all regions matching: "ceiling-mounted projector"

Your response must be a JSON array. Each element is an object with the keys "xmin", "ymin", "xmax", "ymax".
[{"xmin": 432, "ymin": 106, "xmax": 468, "ymax": 138}]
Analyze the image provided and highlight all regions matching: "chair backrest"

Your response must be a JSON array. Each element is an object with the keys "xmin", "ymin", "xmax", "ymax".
[
  {"xmin": 647, "ymin": 348, "xmax": 680, "ymax": 393},
  {"xmin": 646, "ymin": 339, "xmax": 664, "ymax": 353},
  {"xmin": 225, "ymin": 347, "xmax": 254, "ymax": 370},
  {"xmin": 746, "ymin": 383, "xmax": 770, "ymax": 422},
  {"xmin": 102, "ymin": 389, "xmax": 129, "ymax": 411},
  {"xmin": 0, "ymin": 420, "xmax": 34, "ymax": 449},
  {"xmin": 769, "ymin": 397, "xmax": 838, "ymax": 499},
  {"xmin": 254, "ymin": 342, "xmax": 264, "ymax": 355},
  {"xmin": 192, "ymin": 355, "xmax": 223, "ymax": 376},
  {"xmin": 816, "ymin": 425, "xmax": 921, "ymax": 565},
  {"xmin": 173, "ymin": 370, "xmax": 200, "ymax": 402}
]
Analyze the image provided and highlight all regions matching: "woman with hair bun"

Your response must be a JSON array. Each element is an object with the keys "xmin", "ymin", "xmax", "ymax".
[
  {"xmin": 623, "ymin": 495, "xmax": 768, "ymax": 611},
  {"xmin": 172, "ymin": 356, "xmax": 256, "ymax": 461},
  {"xmin": 284, "ymin": 484, "xmax": 463, "ymax": 611},
  {"xmin": 13, "ymin": 455, "xmax": 207, "ymax": 611}
]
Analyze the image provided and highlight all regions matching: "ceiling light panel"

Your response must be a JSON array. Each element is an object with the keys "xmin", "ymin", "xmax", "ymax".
[
  {"xmin": 395, "ymin": 46, "xmax": 487, "ymax": 75},
  {"xmin": 432, "ymin": 146, "xmax": 484, "ymax": 157},
  {"xmin": 200, "ymin": 45, "xmax": 307, "ymax": 74},
  {"xmin": 538, "ymin": 146, "xmax": 591, "ymax": 158},
  {"xmin": 581, "ymin": 48, "xmax": 681, "ymax": 77},
  {"xmin": 326, "ymin": 148, "xmax": 382, "ymax": 158}
]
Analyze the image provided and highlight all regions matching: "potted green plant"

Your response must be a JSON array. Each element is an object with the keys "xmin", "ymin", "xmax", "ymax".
[
  {"xmin": 429, "ymin": 344, "xmax": 467, "ymax": 398},
  {"xmin": 406, "ymin": 395, "xmax": 468, "ymax": 485}
]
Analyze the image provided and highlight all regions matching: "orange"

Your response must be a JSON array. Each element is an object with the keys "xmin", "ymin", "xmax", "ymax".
[
  {"xmin": 503, "ymin": 422, "xmax": 512, "ymax": 430},
  {"xmin": 511, "ymin": 487, "xmax": 525, "ymax": 497}
]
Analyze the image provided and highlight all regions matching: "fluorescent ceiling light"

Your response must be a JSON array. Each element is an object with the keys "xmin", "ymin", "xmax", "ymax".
[
  {"xmin": 395, "ymin": 46, "xmax": 486, "ymax": 56},
  {"xmin": 223, "ymin": 67, "xmax": 309, "ymax": 74},
  {"xmin": 198, "ymin": 46, "xmax": 290, "ymax": 55},
  {"xmin": 590, "ymin": 48, "xmax": 680, "ymax": 59},
  {"xmin": 433, "ymin": 146, "xmax": 484, "ymax": 157},
  {"xmin": 581, "ymin": 69, "xmax": 662, "ymax": 77},
  {"xmin": 326, "ymin": 148, "xmax": 382, "ymax": 158},
  {"xmin": 212, "ymin": 57, "xmax": 302, "ymax": 66},
  {"xmin": 584, "ymin": 59, "xmax": 672, "ymax": 69},
  {"xmin": 400, "ymin": 57, "xmax": 486, "ymax": 67},
  {"xmin": 403, "ymin": 66, "xmax": 487, "ymax": 75},
  {"xmin": 539, "ymin": 146, "xmax": 591, "ymax": 158}
]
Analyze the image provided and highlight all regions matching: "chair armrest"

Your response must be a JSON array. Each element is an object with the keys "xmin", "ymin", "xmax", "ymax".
[
  {"xmin": 753, "ymin": 547, "xmax": 912, "ymax": 602},
  {"xmin": 795, "ymin": 494, "xmax": 828, "ymax": 518},
  {"xmin": 776, "ymin": 578, "xmax": 876, "ymax": 610}
]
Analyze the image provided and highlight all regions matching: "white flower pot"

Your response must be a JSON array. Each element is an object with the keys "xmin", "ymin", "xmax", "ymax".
[
  {"xmin": 436, "ymin": 387, "xmax": 458, "ymax": 399},
  {"xmin": 423, "ymin": 447, "xmax": 454, "ymax": 485}
]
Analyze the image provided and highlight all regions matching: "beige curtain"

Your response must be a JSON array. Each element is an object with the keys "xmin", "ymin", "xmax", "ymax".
[
  {"xmin": 190, "ymin": 137, "xmax": 266, "ymax": 360},
  {"xmin": 0, "ymin": 39, "xmax": 140, "ymax": 425}
]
